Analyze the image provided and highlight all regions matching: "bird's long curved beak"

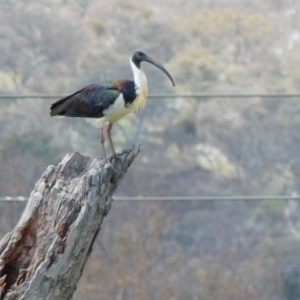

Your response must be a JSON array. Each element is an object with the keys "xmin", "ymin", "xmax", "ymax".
[{"xmin": 145, "ymin": 56, "xmax": 175, "ymax": 86}]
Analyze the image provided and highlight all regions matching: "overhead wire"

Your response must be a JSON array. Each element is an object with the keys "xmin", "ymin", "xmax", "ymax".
[{"xmin": 0, "ymin": 93, "xmax": 298, "ymax": 203}]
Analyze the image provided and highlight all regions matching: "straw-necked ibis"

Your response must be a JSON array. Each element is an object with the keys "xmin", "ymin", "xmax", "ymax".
[{"xmin": 50, "ymin": 49, "xmax": 175, "ymax": 158}]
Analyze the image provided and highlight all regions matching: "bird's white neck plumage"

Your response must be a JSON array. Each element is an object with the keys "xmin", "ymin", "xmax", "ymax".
[
  {"xmin": 129, "ymin": 57, "xmax": 148, "ymax": 112},
  {"xmin": 130, "ymin": 58, "xmax": 147, "ymax": 95}
]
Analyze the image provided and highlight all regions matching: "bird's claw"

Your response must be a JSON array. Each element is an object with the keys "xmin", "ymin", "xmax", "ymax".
[{"xmin": 110, "ymin": 153, "xmax": 126, "ymax": 172}]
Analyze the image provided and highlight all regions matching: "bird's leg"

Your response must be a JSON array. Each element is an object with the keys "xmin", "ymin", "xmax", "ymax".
[
  {"xmin": 107, "ymin": 122, "xmax": 116, "ymax": 156},
  {"xmin": 100, "ymin": 127, "xmax": 107, "ymax": 159}
]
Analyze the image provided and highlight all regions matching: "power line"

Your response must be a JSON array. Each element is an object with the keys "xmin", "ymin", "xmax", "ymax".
[
  {"xmin": 0, "ymin": 94, "xmax": 300, "ymax": 100},
  {"xmin": 0, "ymin": 93, "xmax": 299, "ymax": 203},
  {"xmin": 0, "ymin": 195, "xmax": 299, "ymax": 202}
]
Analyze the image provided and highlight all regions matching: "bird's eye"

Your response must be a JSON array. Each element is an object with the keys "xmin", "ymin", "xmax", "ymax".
[{"xmin": 137, "ymin": 51, "xmax": 143, "ymax": 56}]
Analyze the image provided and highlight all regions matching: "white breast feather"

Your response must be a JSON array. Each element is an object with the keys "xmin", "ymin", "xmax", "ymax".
[
  {"xmin": 129, "ymin": 59, "xmax": 148, "ymax": 113},
  {"xmin": 85, "ymin": 58, "xmax": 149, "ymax": 128},
  {"xmin": 85, "ymin": 94, "xmax": 130, "ymax": 127}
]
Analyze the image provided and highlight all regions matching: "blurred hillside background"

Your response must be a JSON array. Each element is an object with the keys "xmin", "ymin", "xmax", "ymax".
[{"xmin": 1, "ymin": 0, "xmax": 300, "ymax": 299}]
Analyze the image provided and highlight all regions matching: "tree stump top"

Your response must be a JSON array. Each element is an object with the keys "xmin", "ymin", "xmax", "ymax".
[{"xmin": 0, "ymin": 144, "xmax": 140, "ymax": 300}]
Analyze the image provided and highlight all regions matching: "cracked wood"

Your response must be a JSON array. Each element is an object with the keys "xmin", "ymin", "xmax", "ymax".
[{"xmin": 0, "ymin": 144, "xmax": 140, "ymax": 300}]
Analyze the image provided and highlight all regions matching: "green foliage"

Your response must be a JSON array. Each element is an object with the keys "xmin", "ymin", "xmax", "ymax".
[
  {"xmin": 170, "ymin": 48, "xmax": 226, "ymax": 91},
  {"xmin": 140, "ymin": 8, "xmax": 154, "ymax": 20},
  {"xmin": 1, "ymin": 131, "xmax": 62, "ymax": 165},
  {"xmin": 174, "ymin": 8, "xmax": 276, "ymax": 46},
  {"xmin": 90, "ymin": 19, "xmax": 105, "ymax": 36}
]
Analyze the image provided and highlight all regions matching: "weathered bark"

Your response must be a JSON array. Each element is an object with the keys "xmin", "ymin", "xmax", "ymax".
[{"xmin": 0, "ymin": 144, "xmax": 140, "ymax": 300}]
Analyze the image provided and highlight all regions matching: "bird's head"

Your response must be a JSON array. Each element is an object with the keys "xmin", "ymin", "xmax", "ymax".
[{"xmin": 131, "ymin": 49, "xmax": 175, "ymax": 86}]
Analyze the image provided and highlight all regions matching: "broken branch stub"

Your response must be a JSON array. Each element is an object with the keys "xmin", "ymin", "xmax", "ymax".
[{"xmin": 0, "ymin": 144, "xmax": 140, "ymax": 300}]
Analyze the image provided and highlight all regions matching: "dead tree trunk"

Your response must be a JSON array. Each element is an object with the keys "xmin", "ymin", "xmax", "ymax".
[{"xmin": 0, "ymin": 144, "xmax": 140, "ymax": 300}]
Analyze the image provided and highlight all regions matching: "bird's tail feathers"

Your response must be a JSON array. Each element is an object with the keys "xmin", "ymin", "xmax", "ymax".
[{"xmin": 50, "ymin": 89, "xmax": 83, "ymax": 116}]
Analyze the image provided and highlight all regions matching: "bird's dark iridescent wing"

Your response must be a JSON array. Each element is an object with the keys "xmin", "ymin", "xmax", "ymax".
[{"xmin": 50, "ymin": 82, "xmax": 121, "ymax": 118}]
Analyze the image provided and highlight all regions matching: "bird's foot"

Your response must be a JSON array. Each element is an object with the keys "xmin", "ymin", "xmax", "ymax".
[
  {"xmin": 109, "ymin": 144, "xmax": 141, "ymax": 171},
  {"xmin": 110, "ymin": 152, "xmax": 126, "ymax": 172}
]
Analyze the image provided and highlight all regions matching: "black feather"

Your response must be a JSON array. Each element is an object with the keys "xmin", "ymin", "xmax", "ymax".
[{"xmin": 50, "ymin": 82, "xmax": 121, "ymax": 118}]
